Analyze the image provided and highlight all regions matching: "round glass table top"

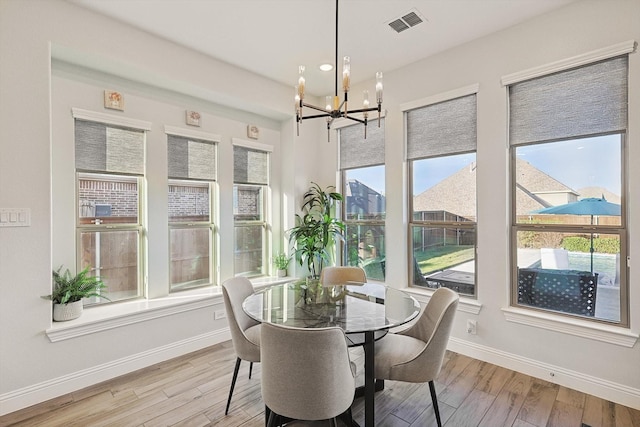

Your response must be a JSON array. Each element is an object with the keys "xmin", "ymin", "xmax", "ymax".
[{"xmin": 242, "ymin": 281, "xmax": 421, "ymax": 334}]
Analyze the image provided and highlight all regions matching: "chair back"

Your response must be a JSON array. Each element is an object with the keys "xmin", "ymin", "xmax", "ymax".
[
  {"xmin": 398, "ymin": 287, "xmax": 459, "ymax": 381},
  {"xmin": 221, "ymin": 277, "xmax": 260, "ymax": 361},
  {"xmin": 261, "ymin": 323, "xmax": 355, "ymax": 421},
  {"xmin": 320, "ymin": 266, "xmax": 366, "ymax": 286}
]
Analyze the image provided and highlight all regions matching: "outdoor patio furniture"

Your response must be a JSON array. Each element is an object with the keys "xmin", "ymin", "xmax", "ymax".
[{"xmin": 517, "ymin": 267, "xmax": 598, "ymax": 316}]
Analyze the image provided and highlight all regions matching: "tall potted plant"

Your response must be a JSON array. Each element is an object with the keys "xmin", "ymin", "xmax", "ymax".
[{"xmin": 288, "ymin": 182, "xmax": 344, "ymax": 278}]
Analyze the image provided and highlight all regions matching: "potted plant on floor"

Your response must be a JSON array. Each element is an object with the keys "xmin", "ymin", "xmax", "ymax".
[
  {"xmin": 273, "ymin": 252, "xmax": 291, "ymax": 277},
  {"xmin": 288, "ymin": 182, "xmax": 344, "ymax": 278},
  {"xmin": 44, "ymin": 265, "xmax": 109, "ymax": 321}
]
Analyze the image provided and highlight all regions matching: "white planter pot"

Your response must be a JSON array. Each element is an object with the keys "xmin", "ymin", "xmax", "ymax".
[
  {"xmin": 53, "ymin": 300, "xmax": 83, "ymax": 322},
  {"xmin": 277, "ymin": 269, "xmax": 287, "ymax": 277}
]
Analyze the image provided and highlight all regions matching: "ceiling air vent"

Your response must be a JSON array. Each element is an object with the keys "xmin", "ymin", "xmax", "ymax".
[{"xmin": 388, "ymin": 9, "xmax": 425, "ymax": 33}]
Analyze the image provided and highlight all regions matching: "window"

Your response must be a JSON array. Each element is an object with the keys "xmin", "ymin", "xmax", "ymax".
[
  {"xmin": 233, "ymin": 140, "xmax": 272, "ymax": 277},
  {"xmin": 74, "ymin": 116, "xmax": 146, "ymax": 304},
  {"xmin": 339, "ymin": 119, "xmax": 386, "ymax": 281},
  {"xmin": 508, "ymin": 55, "xmax": 628, "ymax": 325},
  {"xmin": 405, "ymin": 88, "xmax": 478, "ymax": 296},
  {"xmin": 167, "ymin": 129, "xmax": 219, "ymax": 291}
]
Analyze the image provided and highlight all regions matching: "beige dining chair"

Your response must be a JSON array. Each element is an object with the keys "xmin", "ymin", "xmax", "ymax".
[
  {"xmin": 373, "ymin": 287, "xmax": 459, "ymax": 427},
  {"xmin": 319, "ymin": 266, "xmax": 366, "ymax": 286},
  {"xmin": 221, "ymin": 277, "xmax": 261, "ymax": 415},
  {"xmin": 260, "ymin": 322, "xmax": 356, "ymax": 427}
]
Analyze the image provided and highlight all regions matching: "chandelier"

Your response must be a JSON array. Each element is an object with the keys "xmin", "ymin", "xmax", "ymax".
[{"xmin": 295, "ymin": 0, "xmax": 383, "ymax": 141}]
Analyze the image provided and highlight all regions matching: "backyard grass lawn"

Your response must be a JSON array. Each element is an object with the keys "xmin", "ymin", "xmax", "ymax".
[{"xmin": 415, "ymin": 246, "xmax": 474, "ymax": 274}]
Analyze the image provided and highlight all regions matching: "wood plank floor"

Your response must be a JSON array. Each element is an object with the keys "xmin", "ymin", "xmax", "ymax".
[{"xmin": 1, "ymin": 341, "xmax": 639, "ymax": 427}]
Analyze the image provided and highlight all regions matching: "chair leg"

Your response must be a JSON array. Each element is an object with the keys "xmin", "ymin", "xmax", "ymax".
[
  {"xmin": 429, "ymin": 380, "xmax": 442, "ymax": 427},
  {"xmin": 225, "ymin": 357, "xmax": 242, "ymax": 415},
  {"xmin": 249, "ymin": 361, "xmax": 254, "ymax": 379},
  {"xmin": 266, "ymin": 409, "xmax": 275, "ymax": 427}
]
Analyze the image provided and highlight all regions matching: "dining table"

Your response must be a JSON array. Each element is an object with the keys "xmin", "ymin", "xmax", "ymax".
[{"xmin": 242, "ymin": 279, "xmax": 421, "ymax": 427}]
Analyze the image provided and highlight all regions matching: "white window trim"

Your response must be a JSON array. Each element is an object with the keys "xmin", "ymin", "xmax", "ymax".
[
  {"xmin": 231, "ymin": 137, "xmax": 273, "ymax": 152},
  {"xmin": 72, "ymin": 108, "xmax": 152, "ymax": 130},
  {"xmin": 502, "ymin": 307, "xmax": 638, "ymax": 348},
  {"xmin": 400, "ymin": 84, "xmax": 479, "ymax": 112},
  {"xmin": 500, "ymin": 40, "xmax": 636, "ymax": 86},
  {"xmin": 164, "ymin": 125, "xmax": 221, "ymax": 143}
]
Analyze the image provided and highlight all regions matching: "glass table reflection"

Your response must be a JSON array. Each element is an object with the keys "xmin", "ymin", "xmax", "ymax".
[{"xmin": 243, "ymin": 280, "xmax": 421, "ymax": 427}]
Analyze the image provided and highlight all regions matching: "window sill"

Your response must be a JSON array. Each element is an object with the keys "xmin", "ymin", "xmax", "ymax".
[
  {"xmin": 502, "ymin": 307, "xmax": 638, "ymax": 347},
  {"xmin": 45, "ymin": 276, "xmax": 295, "ymax": 343}
]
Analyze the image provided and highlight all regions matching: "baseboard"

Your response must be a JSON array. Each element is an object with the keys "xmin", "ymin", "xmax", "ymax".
[
  {"xmin": 448, "ymin": 337, "xmax": 640, "ymax": 410},
  {"xmin": 0, "ymin": 328, "xmax": 231, "ymax": 416}
]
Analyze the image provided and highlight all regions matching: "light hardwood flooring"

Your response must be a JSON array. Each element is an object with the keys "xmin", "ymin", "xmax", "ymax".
[{"xmin": 1, "ymin": 341, "xmax": 639, "ymax": 427}]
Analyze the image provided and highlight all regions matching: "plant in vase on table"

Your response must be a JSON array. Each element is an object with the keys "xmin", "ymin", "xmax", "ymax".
[
  {"xmin": 288, "ymin": 182, "xmax": 344, "ymax": 279},
  {"xmin": 43, "ymin": 265, "xmax": 109, "ymax": 321}
]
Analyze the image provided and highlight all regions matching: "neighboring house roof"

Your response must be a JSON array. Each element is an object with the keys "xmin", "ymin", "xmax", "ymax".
[
  {"xmin": 577, "ymin": 186, "xmax": 621, "ymax": 204},
  {"xmin": 413, "ymin": 162, "xmax": 478, "ymax": 219},
  {"xmin": 413, "ymin": 159, "xmax": 582, "ymax": 218}
]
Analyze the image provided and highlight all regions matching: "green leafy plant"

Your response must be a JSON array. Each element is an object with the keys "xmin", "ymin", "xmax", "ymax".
[
  {"xmin": 288, "ymin": 182, "xmax": 345, "ymax": 278},
  {"xmin": 45, "ymin": 266, "xmax": 109, "ymax": 305},
  {"xmin": 273, "ymin": 252, "xmax": 291, "ymax": 270}
]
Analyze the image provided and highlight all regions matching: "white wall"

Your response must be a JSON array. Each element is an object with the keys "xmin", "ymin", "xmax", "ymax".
[{"xmin": 1, "ymin": 0, "xmax": 639, "ymax": 416}]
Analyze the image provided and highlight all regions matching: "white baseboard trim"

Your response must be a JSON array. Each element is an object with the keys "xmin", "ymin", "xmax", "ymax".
[
  {"xmin": 0, "ymin": 328, "xmax": 231, "ymax": 416},
  {"xmin": 448, "ymin": 337, "xmax": 640, "ymax": 410}
]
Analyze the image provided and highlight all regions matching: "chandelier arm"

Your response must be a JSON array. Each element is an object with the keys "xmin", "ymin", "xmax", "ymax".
[
  {"xmin": 300, "ymin": 112, "xmax": 332, "ymax": 120},
  {"xmin": 302, "ymin": 102, "xmax": 331, "ymax": 114},
  {"xmin": 346, "ymin": 106, "xmax": 380, "ymax": 115}
]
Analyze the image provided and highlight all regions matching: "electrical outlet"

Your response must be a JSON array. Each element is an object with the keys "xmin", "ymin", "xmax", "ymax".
[
  {"xmin": 466, "ymin": 319, "xmax": 477, "ymax": 335},
  {"xmin": 214, "ymin": 310, "xmax": 226, "ymax": 320}
]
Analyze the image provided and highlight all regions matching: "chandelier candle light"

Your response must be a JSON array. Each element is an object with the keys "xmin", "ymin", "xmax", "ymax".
[{"xmin": 295, "ymin": 0, "xmax": 383, "ymax": 141}]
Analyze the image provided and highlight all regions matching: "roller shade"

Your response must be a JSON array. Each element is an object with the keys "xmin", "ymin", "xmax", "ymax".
[
  {"xmin": 168, "ymin": 134, "xmax": 216, "ymax": 181},
  {"xmin": 509, "ymin": 56, "xmax": 628, "ymax": 146},
  {"xmin": 234, "ymin": 145, "xmax": 269, "ymax": 185},
  {"xmin": 75, "ymin": 120, "xmax": 144, "ymax": 175},
  {"xmin": 407, "ymin": 94, "xmax": 476, "ymax": 160},
  {"xmin": 339, "ymin": 118, "xmax": 385, "ymax": 170}
]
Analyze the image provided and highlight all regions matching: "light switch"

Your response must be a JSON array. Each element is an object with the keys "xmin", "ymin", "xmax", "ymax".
[{"xmin": 0, "ymin": 208, "xmax": 30, "ymax": 227}]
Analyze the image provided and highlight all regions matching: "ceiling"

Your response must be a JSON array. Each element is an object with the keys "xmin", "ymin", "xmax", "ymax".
[{"xmin": 67, "ymin": 0, "xmax": 576, "ymax": 97}]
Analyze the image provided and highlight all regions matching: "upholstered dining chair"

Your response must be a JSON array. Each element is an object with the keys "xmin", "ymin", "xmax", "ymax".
[
  {"xmin": 373, "ymin": 287, "xmax": 459, "ymax": 427},
  {"xmin": 221, "ymin": 277, "xmax": 261, "ymax": 415},
  {"xmin": 260, "ymin": 323, "xmax": 356, "ymax": 427},
  {"xmin": 319, "ymin": 266, "xmax": 366, "ymax": 286}
]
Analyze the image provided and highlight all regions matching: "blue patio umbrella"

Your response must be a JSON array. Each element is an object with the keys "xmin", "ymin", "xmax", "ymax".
[{"xmin": 531, "ymin": 197, "xmax": 621, "ymax": 273}]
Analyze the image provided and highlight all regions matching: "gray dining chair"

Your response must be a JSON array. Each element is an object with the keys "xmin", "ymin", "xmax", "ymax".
[
  {"xmin": 260, "ymin": 322, "xmax": 356, "ymax": 427},
  {"xmin": 221, "ymin": 277, "xmax": 261, "ymax": 415},
  {"xmin": 319, "ymin": 266, "xmax": 366, "ymax": 285},
  {"xmin": 373, "ymin": 287, "xmax": 459, "ymax": 427}
]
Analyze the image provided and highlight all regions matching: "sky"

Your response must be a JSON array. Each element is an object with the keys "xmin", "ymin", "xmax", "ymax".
[{"xmin": 346, "ymin": 134, "xmax": 622, "ymax": 197}]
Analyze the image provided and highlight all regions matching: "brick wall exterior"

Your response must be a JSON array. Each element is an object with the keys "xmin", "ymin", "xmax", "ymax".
[
  {"xmin": 79, "ymin": 178, "xmax": 138, "ymax": 217},
  {"xmin": 169, "ymin": 184, "xmax": 210, "ymax": 218}
]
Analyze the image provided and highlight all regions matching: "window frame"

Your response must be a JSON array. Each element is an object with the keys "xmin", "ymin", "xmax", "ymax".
[
  {"xmin": 72, "ymin": 109, "xmax": 151, "ymax": 304},
  {"xmin": 165, "ymin": 126, "xmax": 220, "ymax": 291},
  {"xmin": 509, "ymin": 135, "xmax": 629, "ymax": 326},
  {"xmin": 402, "ymin": 85, "xmax": 479, "ymax": 297},
  {"xmin": 341, "ymin": 166, "xmax": 386, "ymax": 281},
  {"xmin": 337, "ymin": 118, "xmax": 386, "ymax": 281},
  {"xmin": 232, "ymin": 138, "xmax": 273, "ymax": 278},
  {"xmin": 503, "ymin": 44, "xmax": 632, "ymax": 327}
]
